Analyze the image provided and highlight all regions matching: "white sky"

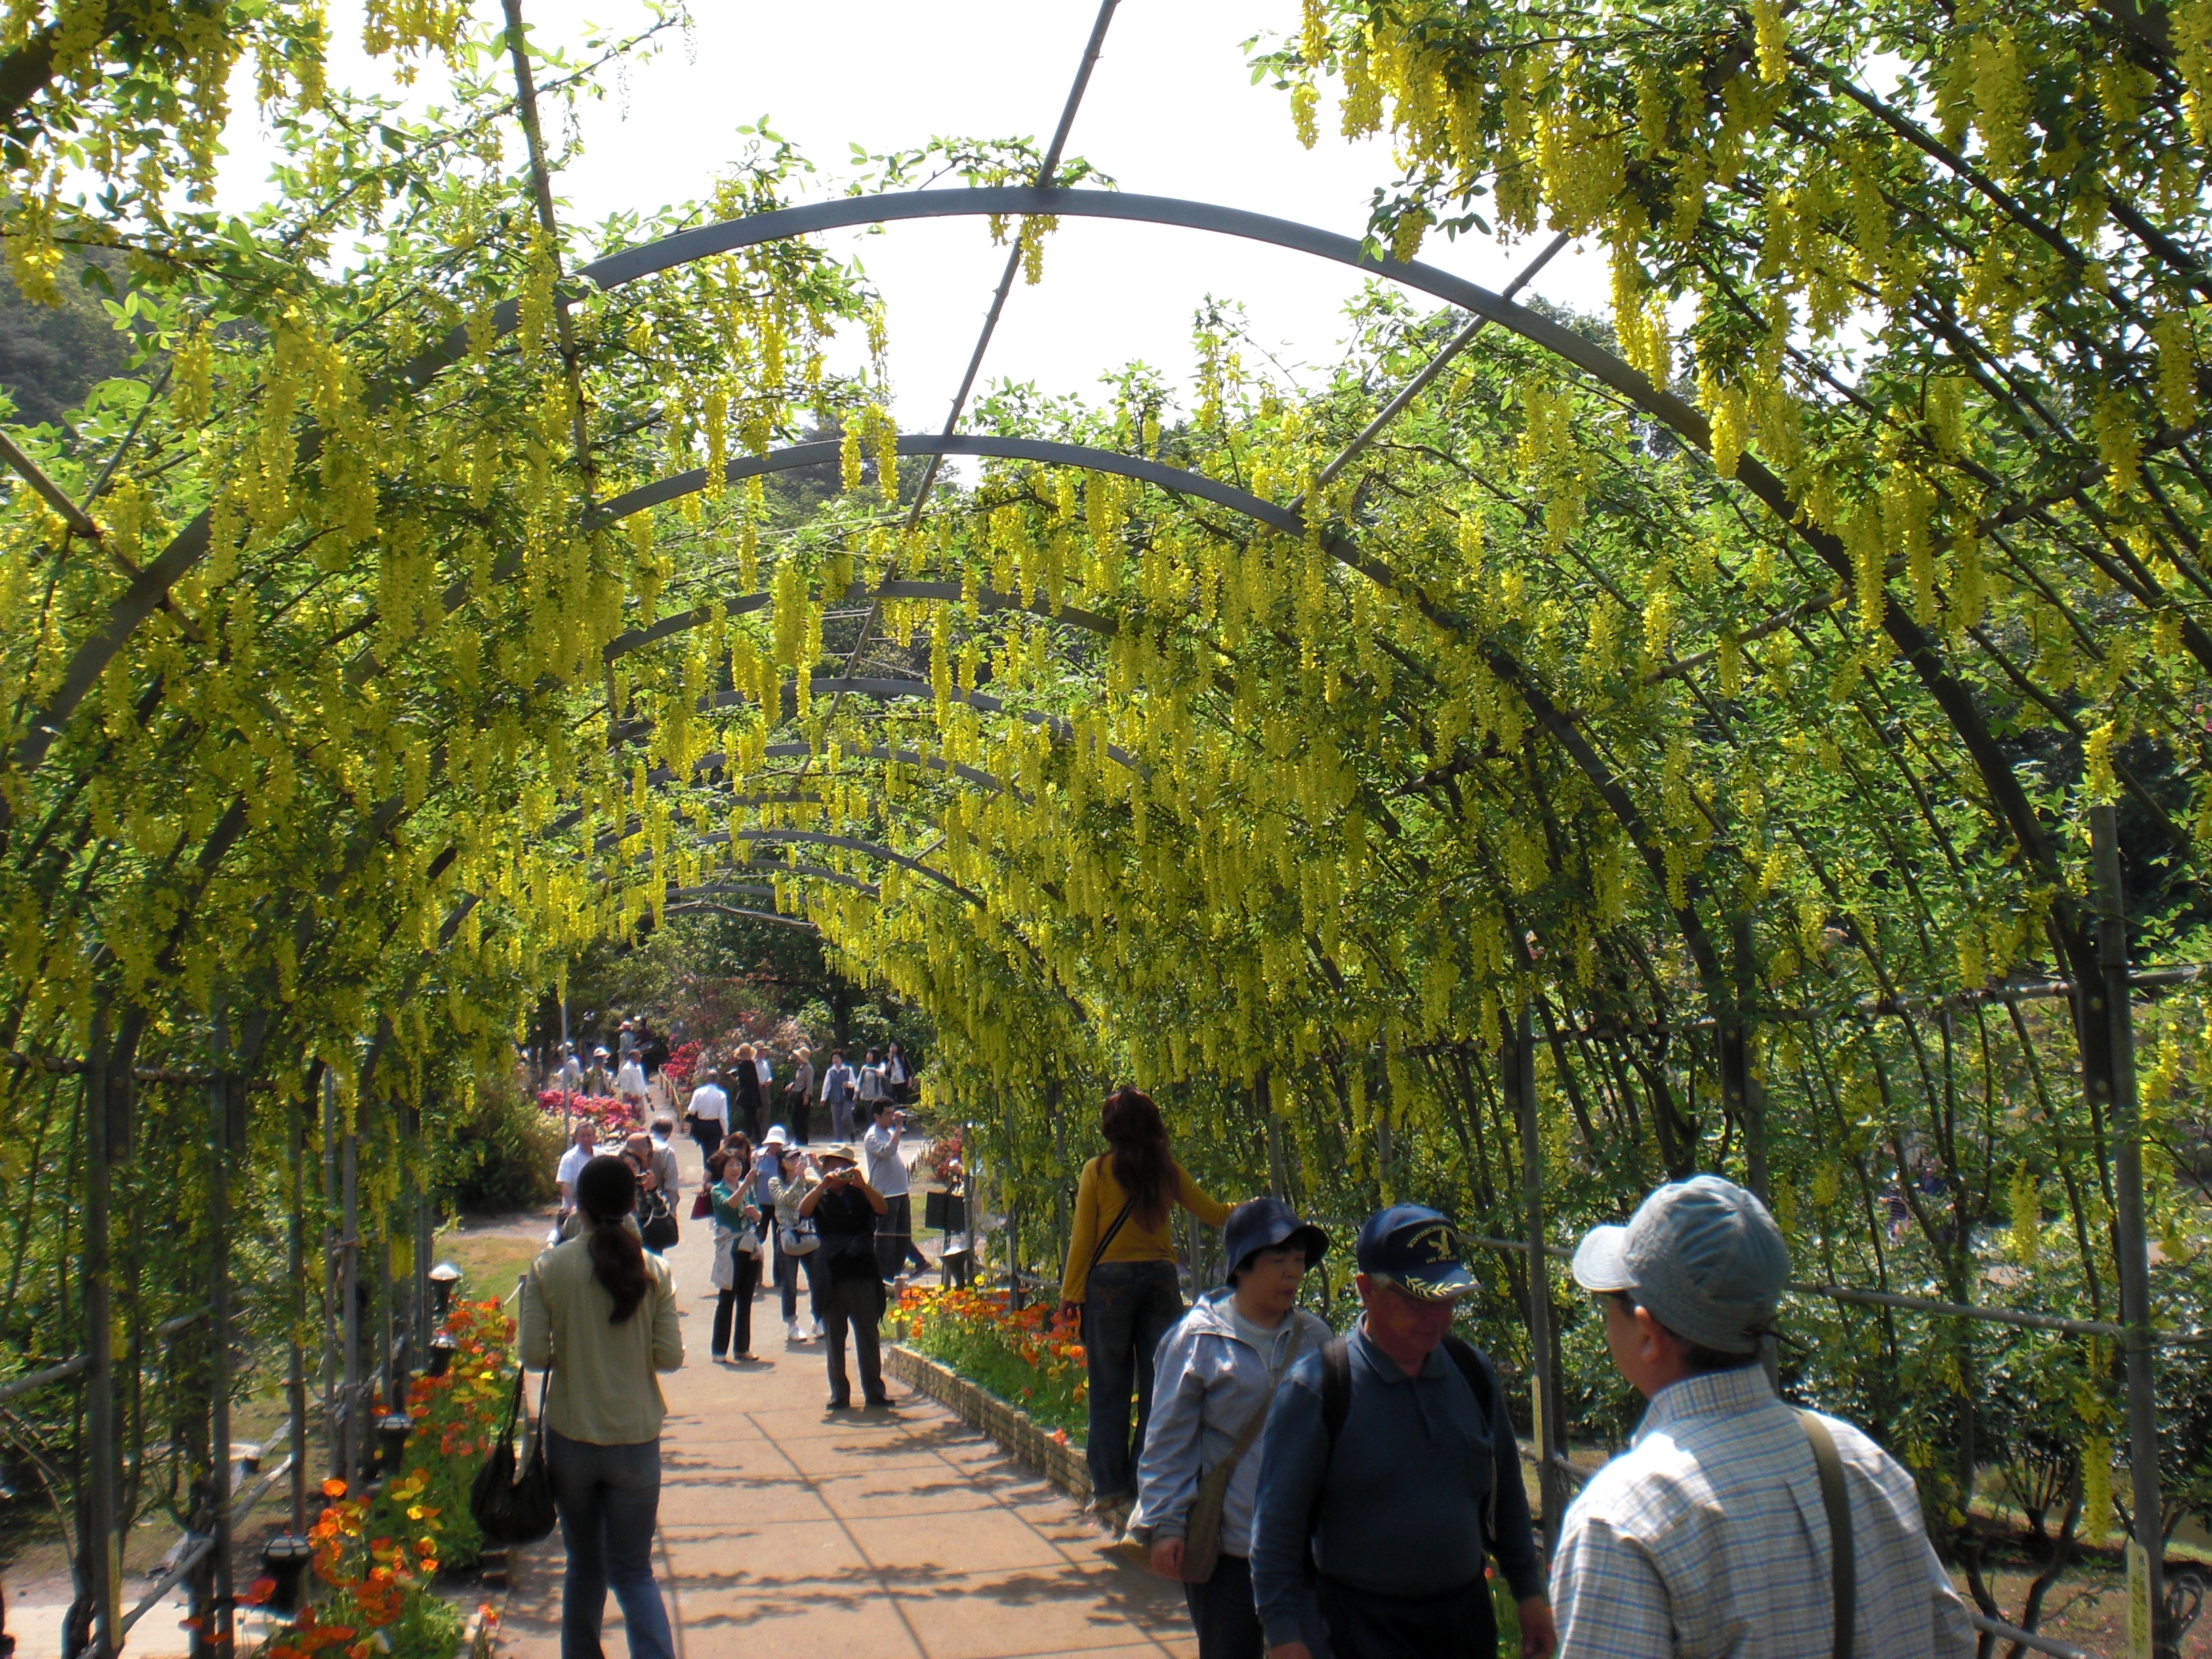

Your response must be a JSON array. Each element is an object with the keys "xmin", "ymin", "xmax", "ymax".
[{"xmin": 217, "ymin": 1, "xmax": 1618, "ymax": 428}]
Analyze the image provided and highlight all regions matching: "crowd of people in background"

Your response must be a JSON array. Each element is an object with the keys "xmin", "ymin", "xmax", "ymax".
[{"xmin": 525, "ymin": 1055, "xmax": 1977, "ymax": 1658}]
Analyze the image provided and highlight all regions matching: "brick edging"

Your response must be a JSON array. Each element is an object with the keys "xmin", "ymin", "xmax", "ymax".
[{"xmin": 883, "ymin": 1344, "xmax": 1092, "ymax": 1502}]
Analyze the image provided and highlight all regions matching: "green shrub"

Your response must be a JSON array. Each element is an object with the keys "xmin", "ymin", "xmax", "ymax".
[{"xmin": 429, "ymin": 1074, "xmax": 558, "ymax": 1213}]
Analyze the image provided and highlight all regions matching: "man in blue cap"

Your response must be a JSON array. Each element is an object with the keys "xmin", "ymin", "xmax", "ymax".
[
  {"xmin": 1553, "ymin": 1174, "xmax": 1973, "ymax": 1656},
  {"xmin": 1249, "ymin": 1204, "xmax": 1555, "ymax": 1659},
  {"xmin": 1131, "ymin": 1197, "xmax": 1334, "ymax": 1658}
]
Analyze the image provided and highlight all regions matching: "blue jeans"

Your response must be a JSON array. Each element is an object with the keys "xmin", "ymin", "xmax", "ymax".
[
  {"xmin": 1082, "ymin": 1259, "xmax": 1183, "ymax": 1500},
  {"xmin": 545, "ymin": 1429, "xmax": 674, "ymax": 1659}
]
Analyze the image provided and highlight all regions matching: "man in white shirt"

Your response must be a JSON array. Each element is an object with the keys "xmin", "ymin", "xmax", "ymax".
[
  {"xmin": 863, "ymin": 1101, "xmax": 930, "ymax": 1281},
  {"xmin": 687, "ymin": 1070, "xmax": 729, "ymax": 1159},
  {"xmin": 1553, "ymin": 1176, "xmax": 1975, "ymax": 1658},
  {"xmin": 556, "ymin": 1043, "xmax": 583, "ymax": 1094},
  {"xmin": 556, "ymin": 1123, "xmax": 598, "ymax": 1218}
]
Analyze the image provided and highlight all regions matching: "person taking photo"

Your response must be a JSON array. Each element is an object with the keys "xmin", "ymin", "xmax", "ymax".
[{"xmin": 798, "ymin": 1143, "xmax": 895, "ymax": 1410}]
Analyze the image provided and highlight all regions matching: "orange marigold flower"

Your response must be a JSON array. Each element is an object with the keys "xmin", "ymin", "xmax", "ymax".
[{"xmin": 322, "ymin": 1478, "xmax": 348, "ymax": 1498}]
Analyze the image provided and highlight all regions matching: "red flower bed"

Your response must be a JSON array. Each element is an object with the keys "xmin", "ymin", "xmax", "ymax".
[
  {"xmin": 535, "ymin": 1088, "xmax": 638, "ymax": 1136},
  {"xmin": 662, "ymin": 1040, "xmax": 701, "ymax": 1088}
]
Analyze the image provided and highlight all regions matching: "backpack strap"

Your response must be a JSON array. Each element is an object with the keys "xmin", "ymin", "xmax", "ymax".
[
  {"xmin": 1313, "ymin": 1333, "xmax": 1502, "ymax": 1549},
  {"xmin": 1800, "ymin": 1412, "xmax": 1856, "ymax": 1659},
  {"xmin": 1441, "ymin": 1334, "xmax": 1502, "ymax": 1547}
]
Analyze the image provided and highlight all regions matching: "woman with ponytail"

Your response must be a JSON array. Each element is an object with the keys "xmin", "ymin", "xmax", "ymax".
[
  {"xmin": 521, "ymin": 1155, "xmax": 684, "ymax": 1659},
  {"xmin": 1055, "ymin": 1086, "xmax": 1231, "ymax": 1515}
]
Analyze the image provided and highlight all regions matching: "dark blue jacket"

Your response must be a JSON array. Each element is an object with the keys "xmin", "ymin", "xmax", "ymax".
[{"xmin": 1249, "ymin": 1324, "xmax": 1544, "ymax": 1646}]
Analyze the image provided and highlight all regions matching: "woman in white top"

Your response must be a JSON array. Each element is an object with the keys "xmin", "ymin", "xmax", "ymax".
[{"xmin": 767, "ymin": 1145, "xmax": 824, "ymax": 1343}]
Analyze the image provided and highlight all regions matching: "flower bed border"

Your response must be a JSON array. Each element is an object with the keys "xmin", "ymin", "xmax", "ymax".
[{"xmin": 883, "ymin": 1343, "xmax": 1092, "ymax": 1502}]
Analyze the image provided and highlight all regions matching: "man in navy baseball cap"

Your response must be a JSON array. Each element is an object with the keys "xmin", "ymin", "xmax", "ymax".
[
  {"xmin": 1250, "ymin": 1203, "xmax": 1555, "ymax": 1659},
  {"xmin": 1355, "ymin": 1203, "xmax": 1477, "ymax": 1301}
]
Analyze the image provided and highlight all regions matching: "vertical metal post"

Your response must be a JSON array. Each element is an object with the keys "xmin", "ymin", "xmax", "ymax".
[
  {"xmin": 288, "ymin": 1094, "xmax": 308, "ymax": 1535},
  {"xmin": 1513, "ymin": 1002, "xmax": 1563, "ymax": 1554},
  {"xmin": 321, "ymin": 1069, "xmax": 341, "ymax": 1483},
  {"xmin": 340, "ymin": 1088, "xmax": 360, "ymax": 1484},
  {"xmin": 80, "ymin": 1050, "xmax": 118, "ymax": 1659},
  {"xmin": 207, "ymin": 1055, "xmax": 234, "ymax": 1659},
  {"xmin": 2091, "ymin": 805, "xmax": 2169, "ymax": 1658}
]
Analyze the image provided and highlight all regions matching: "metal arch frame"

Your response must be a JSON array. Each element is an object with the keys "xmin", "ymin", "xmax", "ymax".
[
  {"xmin": 606, "ymin": 577, "xmax": 1116, "ymax": 664},
  {"xmin": 586, "ymin": 430, "xmax": 1316, "ymax": 540},
  {"xmin": 570, "ymin": 186, "xmax": 1711, "ymax": 453},
  {"xmin": 613, "ymin": 673, "xmax": 1144, "ymax": 775}
]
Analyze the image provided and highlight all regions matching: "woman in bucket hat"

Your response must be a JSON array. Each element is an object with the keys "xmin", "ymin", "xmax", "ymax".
[{"xmin": 1130, "ymin": 1197, "xmax": 1331, "ymax": 1659}]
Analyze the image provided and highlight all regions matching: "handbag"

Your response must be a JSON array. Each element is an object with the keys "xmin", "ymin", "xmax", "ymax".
[
  {"xmin": 640, "ymin": 1187, "xmax": 679, "ymax": 1252},
  {"xmin": 689, "ymin": 1190, "xmax": 713, "ymax": 1220},
  {"xmin": 1180, "ymin": 1319, "xmax": 1307, "ymax": 1583},
  {"xmin": 469, "ymin": 1364, "xmax": 557, "ymax": 1545},
  {"xmin": 778, "ymin": 1212, "xmax": 820, "ymax": 1255}
]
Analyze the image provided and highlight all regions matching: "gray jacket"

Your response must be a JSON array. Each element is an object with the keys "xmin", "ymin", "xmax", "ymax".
[{"xmin": 1131, "ymin": 1290, "xmax": 1332, "ymax": 1557}]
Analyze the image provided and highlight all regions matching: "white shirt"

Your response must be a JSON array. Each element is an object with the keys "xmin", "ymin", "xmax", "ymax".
[
  {"xmin": 862, "ymin": 1122, "xmax": 909, "ymax": 1196},
  {"xmin": 1551, "ymin": 1365, "xmax": 1974, "ymax": 1658},
  {"xmin": 755, "ymin": 1055, "xmax": 773, "ymax": 1085},
  {"xmin": 857, "ymin": 1063, "xmax": 889, "ymax": 1102},
  {"xmin": 557, "ymin": 1143, "xmax": 595, "ymax": 1192},
  {"xmin": 615, "ymin": 1057, "xmax": 648, "ymax": 1097},
  {"xmin": 687, "ymin": 1083, "xmax": 729, "ymax": 1127},
  {"xmin": 886, "ymin": 1053, "xmax": 907, "ymax": 1084}
]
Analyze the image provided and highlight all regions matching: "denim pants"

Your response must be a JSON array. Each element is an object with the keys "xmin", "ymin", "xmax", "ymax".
[
  {"xmin": 777, "ymin": 1243, "xmax": 820, "ymax": 1322},
  {"xmin": 1082, "ymin": 1259, "xmax": 1183, "ymax": 1498},
  {"xmin": 820, "ymin": 1269, "xmax": 887, "ymax": 1405},
  {"xmin": 545, "ymin": 1429, "xmax": 674, "ymax": 1659}
]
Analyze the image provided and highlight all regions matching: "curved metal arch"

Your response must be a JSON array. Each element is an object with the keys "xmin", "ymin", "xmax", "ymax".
[
  {"xmin": 606, "ymin": 576, "xmax": 1116, "ymax": 664},
  {"xmin": 662, "ymin": 899, "xmax": 821, "ymax": 933},
  {"xmin": 574, "ymin": 186, "xmax": 1711, "ymax": 453},
  {"xmin": 587, "ymin": 430, "xmax": 1313, "ymax": 541},
  {"xmin": 623, "ymin": 674, "xmax": 1143, "ymax": 774},
  {"xmin": 697, "ymin": 826, "xmax": 983, "ymax": 909}
]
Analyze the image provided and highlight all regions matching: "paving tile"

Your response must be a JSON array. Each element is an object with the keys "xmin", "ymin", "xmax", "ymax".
[{"xmin": 492, "ymin": 1137, "xmax": 1189, "ymax": 1659}]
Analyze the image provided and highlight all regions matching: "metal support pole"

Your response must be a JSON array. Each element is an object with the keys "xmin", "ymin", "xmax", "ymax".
[
  {"xmin": 1512, "ymin": 1003, "xmax": 1563, "ymax": 1554},
  {"xmin": 340, "ymin": 1089, "xmax": 360, "ymax": 1485},
  {"xmin": 2091, "ymin": 805, "xmax": 2169, "ymax": 1659},
  {"xmin": 206, "ymin": 1049, "xmax": 234, "ymax": 1659},
  {"xmin": 321, "ymin": 1069, "xmax": 341, "ymax": 1483},
  {"xmin": 79, "ymin": 1048, "xmax": 118, "ymax": 1659},
  {"xmin": 288, "ymin": 1095, "xmax": 308, "ymax": 1536}
]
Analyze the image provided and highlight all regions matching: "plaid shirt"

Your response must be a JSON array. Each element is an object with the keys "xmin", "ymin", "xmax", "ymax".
[{"xmin": 1551, "ymin": 1366, "xmax": 1975, "ymax": 1658}]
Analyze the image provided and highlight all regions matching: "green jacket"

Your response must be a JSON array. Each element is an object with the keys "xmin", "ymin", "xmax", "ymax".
[{"xmin": 520, "ymin": 1233, "xmax": 682, "ymax": 1445}]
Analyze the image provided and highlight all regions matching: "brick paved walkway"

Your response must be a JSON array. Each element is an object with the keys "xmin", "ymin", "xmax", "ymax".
[{"xmin": 494, "ymin": 1141, "xmax": 1193, "ymax": 1659}]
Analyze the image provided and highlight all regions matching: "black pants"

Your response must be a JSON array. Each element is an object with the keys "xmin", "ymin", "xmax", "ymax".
[
  {"xmin": 1316, "ymin": 1575, "xmax": 1497, "ymax": 1659},
  {"xmin": 712, "ymin": 1250, "xmax": 760, "ymax": 1357},
  {"xmin": 785, "ymin": 1094, "xmax": 811, "ymax": 1143},
  {"xmin": 1184, "ymin": 1553, "xmax": 1263, "ymax": 1659},
  {"xmin": 692, "ymin": 1118, "xmax": 724, "ymax": 1160},
  {"xmin": 819, "ymin": 1270, "xmax": 886, "ymax": 1406},
  {"xmin": 874, "ymin": 1193, "xmax": 931, "ymax": 1278}
]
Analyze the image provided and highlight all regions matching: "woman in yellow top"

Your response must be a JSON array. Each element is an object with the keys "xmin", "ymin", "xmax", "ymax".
[{"xmin": 1056, "ymin": 1086, "xmax": 1232, "ymax": 1509}]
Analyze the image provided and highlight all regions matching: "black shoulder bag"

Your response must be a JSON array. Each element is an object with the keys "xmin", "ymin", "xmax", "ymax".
[{"xmin": 470, "ymin": 1363, "xmax": 558, "ymax": 1545}]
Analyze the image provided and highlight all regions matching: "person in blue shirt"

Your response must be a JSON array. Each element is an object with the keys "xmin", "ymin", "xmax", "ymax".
[{"xmin": 1248, "ymin": 1206, "xmax": 1556, "ymax": 1659}]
